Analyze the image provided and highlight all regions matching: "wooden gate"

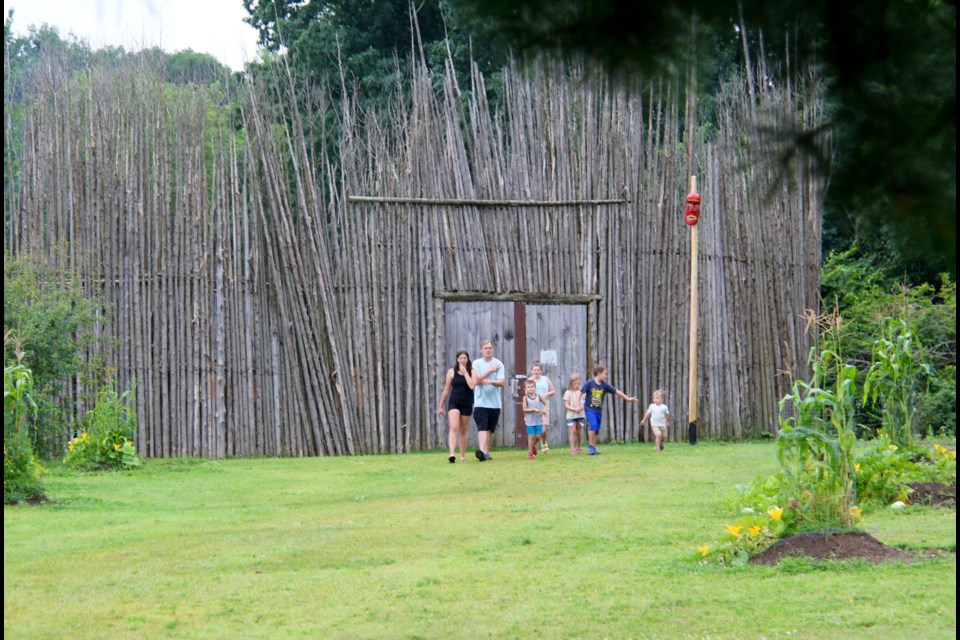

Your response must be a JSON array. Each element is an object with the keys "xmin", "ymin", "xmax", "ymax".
[{"xmin": 443, "ymin": 301, "xmax": 588, "ymax": 449}]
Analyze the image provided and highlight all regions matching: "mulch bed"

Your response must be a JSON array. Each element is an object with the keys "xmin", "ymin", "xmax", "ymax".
[
  {"xmin": 750, "ymin": 531, "xmax": 920, "ymax": 565},
  {"xmin": 907, "ymin": 482, "xmax": 956, "ymax": 508}
]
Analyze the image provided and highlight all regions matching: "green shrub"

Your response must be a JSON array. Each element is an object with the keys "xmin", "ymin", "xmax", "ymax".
[
  {"xmin": 853, "ymin": 437, "xmax": 914, "ymax": 505},
  {"xmin": 918, "ymin": 366, "xmax": 956, "ymax": 436},
  {"xmin": 3, "ymin": 252, "xmax": 103, "ymax": 457},
  {"xmin": 64, "ymin": 382, "xmax": 141, "ymax": 471}
]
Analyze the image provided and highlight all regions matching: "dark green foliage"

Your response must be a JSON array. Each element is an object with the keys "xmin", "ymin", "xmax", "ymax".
[
  {"xmin": 454, "ymin": 0, "xmax": 956, "ymax": 279},
  {"xmin": 164, "ymin": 49, "xmax": 233, "ymax": 85},
  {"xmin": 242, "ymin": 0, "xmax": 510, "ymax": 108},
  {"xmin": 918, "ymin": 366, "xmax": 956, "ymax": 437}
]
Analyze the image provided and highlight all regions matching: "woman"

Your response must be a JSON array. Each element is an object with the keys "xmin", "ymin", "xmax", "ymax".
[{"xmin": 437, "ymin": 350, "xmax": 478, "ymax": 463}]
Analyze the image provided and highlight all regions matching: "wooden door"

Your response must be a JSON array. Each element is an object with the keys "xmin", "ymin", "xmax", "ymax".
[
  {"xmin": 523, "ymin": 304, "xmax": 588, "ymax": 448},
  {"xmin": 443, "ymin": 301, "xmax": 588, "ymax": 450}
]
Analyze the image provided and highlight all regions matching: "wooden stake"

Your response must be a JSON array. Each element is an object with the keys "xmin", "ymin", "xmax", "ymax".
[{"xmin": 688, "ymin": 174, "xmax": 699, "ymax": 430}]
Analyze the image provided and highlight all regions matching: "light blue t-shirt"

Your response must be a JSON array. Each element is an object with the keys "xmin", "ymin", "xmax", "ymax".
[{"xmin": 473, "ymin": 357, "xmax": 505, "ymax": 409}]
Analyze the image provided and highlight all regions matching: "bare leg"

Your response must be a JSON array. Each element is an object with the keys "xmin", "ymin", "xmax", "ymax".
[
  {"xmin": 588, "ymin": 430, "xmax": 598, "ymax": 447},
  {"xmin": 447, "ymin": 409, "xmax": 461, "ymax": 458},
  {"xmin": 569, "ymin": 425, "xmax": 576, "ymax": 452},
  {"xmin": 458, "ymin": 415, "xmax": 470, "ymax": 460}
]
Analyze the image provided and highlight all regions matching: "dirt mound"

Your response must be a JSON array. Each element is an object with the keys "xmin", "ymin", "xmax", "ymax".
[
  {"xmin": 907, "ymin": 482, "xmax": 956, "ymax": 508},
  {"xmin": 750, "ymin": 531, "xmax": 918, "ymax": 566}
]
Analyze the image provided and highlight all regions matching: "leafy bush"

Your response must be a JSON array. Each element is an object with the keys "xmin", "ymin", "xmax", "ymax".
[
  {"xmin": 64, "ymin": 382, "xmax": 141, "ymax": 471},
  {"xmin": 4, "ymin": 332, "xmax": 45, "ymax": 502},
  {"xmin": 918, "ymin": 366, "xmax": 956, "ymax": 437},
  {"xmin": 906, "ymin": 442, "xmax": 957, "ymax": 487},
  {"xmin": 4, "ymin": 252, "xmax": 103, "ymax": 457},
  {"xmin": 853, "ymin": 437, "xmax": 915, "ymax": 505}
]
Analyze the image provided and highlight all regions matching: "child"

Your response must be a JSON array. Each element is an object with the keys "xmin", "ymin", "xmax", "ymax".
[
  {"xmin": 522, "ymin": 379, "xmax": 547, "ymax": 460},
  {"xmin": 640, "ymin": 389, "xmax": 671, "ymax": 452},
  {"xmin": 563, "ymin": 373, "xmax": 585, "ymax": 455},
  {"xmin": 529, "ymin": 361, "xmax": 555, "ymax": 452},
  {"xmin": 580, "ymin": 364, "xmax": 638, "ymax": 455}
]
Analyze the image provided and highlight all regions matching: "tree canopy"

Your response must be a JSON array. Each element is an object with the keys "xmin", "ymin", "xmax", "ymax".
[{"xmin": 450, "ymin": 0, "xmax": 957, "ymax": 279}]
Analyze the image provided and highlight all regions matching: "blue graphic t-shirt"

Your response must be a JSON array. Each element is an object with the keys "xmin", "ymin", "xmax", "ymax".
[{"xmin": 581, "ymin": 380, "xmax": 617, "ymax": 413}]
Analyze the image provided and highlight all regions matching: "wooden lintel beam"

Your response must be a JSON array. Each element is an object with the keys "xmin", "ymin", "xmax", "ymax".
[
  {"xmin": 348, "ymin": 195, "xmax": 625, "ymax": 207},
  {"xmin": 433, "ymin": 291, "xmax": 601, "ymax": 304}
]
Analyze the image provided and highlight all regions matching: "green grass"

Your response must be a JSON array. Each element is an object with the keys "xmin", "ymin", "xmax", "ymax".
[{"xmin": 4, "ymin": 441, "xmax": 955, "ymax": 639}]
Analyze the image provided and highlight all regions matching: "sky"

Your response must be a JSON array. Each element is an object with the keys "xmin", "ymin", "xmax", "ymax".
[{"xmin": 4, "ymin": 0, "xmax": 262, "ymax": 71}]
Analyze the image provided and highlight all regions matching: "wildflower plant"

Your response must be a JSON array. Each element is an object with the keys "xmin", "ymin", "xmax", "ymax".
[
  {"xmin": 64, "ymin": 381, "xmax": 141, "ymax": 471},
  {"xmin": 693, "ymin": 508, "xmax": 790, "ymax": 566}
]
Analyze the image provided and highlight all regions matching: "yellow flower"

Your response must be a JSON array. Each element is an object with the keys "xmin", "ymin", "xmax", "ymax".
[
  {"xmin": 748, "ymin": 525, "xmax": 763, "ymax": 537},
  {"xmin": 888, "ymin": 444, "xmax": 898, "ymax": 452},
  {"xmin": 952, "ymin": 451, "xmax": 956, "ymax": 459},
  {"xmin": 697, "ymin": 545, "xmax": 710, "ymax": 557},
  {"xmin": 767, "ymin": 506, "xmax": 784, "ymax": 521},
  {"xmin": 724, "ymin": 525, "xmax": 743, "ymax": 539},
  {"xmin": 850, "ymin": 506, "xmax": 862, "ymax": 518},
  {"xmin": 854, "ymin": 463, "xmax": 860, "ymax": 472},
  {"xmin": 114, "ymin": 443, "xmax": 122, "ymax": 450},
  {"xmin": 67, "ymin": 444, "xmax": 74, "ymax": 451}
]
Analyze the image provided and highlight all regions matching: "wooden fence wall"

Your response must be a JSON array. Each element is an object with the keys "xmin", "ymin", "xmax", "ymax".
[{"xmin": 5, "ymin": 53, "xmax": 824, "ymax": 457}]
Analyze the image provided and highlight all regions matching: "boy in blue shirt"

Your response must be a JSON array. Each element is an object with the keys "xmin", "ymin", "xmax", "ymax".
[{"xmin": 580, "ymin": 364, "xmax": 638, "ymax": 455}]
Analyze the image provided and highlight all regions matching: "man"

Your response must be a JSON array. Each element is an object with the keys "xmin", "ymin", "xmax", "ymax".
[{"xmin": 472, "ymin": 339, "xmax": 505, "ymax": 461}]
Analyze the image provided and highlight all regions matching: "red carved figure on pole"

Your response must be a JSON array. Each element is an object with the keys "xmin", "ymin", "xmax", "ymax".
[{"xmin": 684, "ymin": 191, "xmax": 701, "ymax": 226}]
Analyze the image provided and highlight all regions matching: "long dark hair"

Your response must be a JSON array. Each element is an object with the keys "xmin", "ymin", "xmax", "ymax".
[{"xmin": 452, "ymin": 350, "xmax": 472, "ymax": 374}]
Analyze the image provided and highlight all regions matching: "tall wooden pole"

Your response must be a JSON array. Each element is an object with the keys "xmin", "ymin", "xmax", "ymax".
[{"xmin": 687, "ymin": 175, "xmax": 699, "ymax": 434}]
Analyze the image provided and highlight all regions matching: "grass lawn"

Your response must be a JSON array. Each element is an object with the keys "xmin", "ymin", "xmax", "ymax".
[{"xmin": 4, "ymin": 441, "xmax": 956, "ymax": 639}]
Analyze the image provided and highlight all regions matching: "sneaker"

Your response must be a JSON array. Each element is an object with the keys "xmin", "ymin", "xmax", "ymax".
[
  {"xmin": 588, "ymin": 446, "xmax": 600, "ymax": 455},
  {"xmin": 476, "ymin": 449, "xmax": 486, "ymax": 462},
  {"xmin": 532, "ymin": 446, "xmax": 538, "ymax": 456},
  {"xmin": 527, "ymin": 452, "xmax": 535, "ymax": 460},
  {"xmin": 448, "ymin": 455, "xmax": 456, "ymax": 463},
  {"xmin": 542, "ymin": 443, "xmax": 550, "ymax": 452},
  {"xmin": 484, "ymin": 452, "xmax": 493, "ymax": 461}
]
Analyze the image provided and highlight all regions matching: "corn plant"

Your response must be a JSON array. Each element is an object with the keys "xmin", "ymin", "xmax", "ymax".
[
  {"xmin": 4, "ymin": 330, "xmax": 45, "ymax": 501},
  {"xmin": 863, "ymin": 318, "xmax": 934, "ymax": 447},
  {"xmin": 776, "ymin": 347, "xmax": 859, "ymax": 531}
]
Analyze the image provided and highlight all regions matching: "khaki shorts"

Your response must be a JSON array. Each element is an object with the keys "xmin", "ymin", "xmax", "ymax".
[{"xmin": 650, "ymin": 424, "xmax": 667, "ymax": 437}]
